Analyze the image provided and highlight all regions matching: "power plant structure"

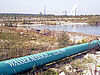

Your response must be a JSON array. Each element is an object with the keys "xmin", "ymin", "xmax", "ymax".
[
  {"xmin": 44, "ymin": 4, "xmax": 46, "ymax": 15},
  {"xmin": 71, "ymin": 5, "xmax": 77, "ymax": 16},
  {"xmin": 64, "ymin": 11, "xmax": 67, "ymax": 16}
]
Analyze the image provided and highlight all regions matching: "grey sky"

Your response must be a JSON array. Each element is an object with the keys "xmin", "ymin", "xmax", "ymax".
[{"xmin": 0, "ymin": 0, "xmax": 100, "ymax": 15}]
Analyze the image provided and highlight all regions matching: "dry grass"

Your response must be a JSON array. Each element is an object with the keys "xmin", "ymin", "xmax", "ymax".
[{"xmin": 0, "ymin": 26, "xmax": 57, "ymax": 61}]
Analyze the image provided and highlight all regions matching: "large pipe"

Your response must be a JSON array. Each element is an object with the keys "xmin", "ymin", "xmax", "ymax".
[{"xmin": 0, "ymin": 40, "xmax": 100, "ymax": 75}]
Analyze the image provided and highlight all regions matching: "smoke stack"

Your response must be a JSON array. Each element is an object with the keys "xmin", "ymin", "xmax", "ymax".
[
  {"xmin": 65, "ymin": 11, "xmax": 67, "ymax": 16},
  {"xmin": 44, "ymin": 4, "xmax": 46, "ymax": 15},
  {"xmin": 71, "ymin": 5, "xmax": 77, "ymax": 16}
]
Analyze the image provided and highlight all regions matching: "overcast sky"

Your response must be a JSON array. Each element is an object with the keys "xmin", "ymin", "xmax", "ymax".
[{"xmin": 0, "ymin": 0, "xmax": 100, "ymax": 15}]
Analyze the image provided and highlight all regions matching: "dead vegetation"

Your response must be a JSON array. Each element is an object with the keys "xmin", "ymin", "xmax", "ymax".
[{"xmin": 0, "ymin": 26, "xmax": 57, "ymax": 61}]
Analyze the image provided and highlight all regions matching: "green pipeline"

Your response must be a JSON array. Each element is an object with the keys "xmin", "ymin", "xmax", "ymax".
[{"xmin": 0, "ymin": 40, "xmax": 100, "ymax": 75}]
